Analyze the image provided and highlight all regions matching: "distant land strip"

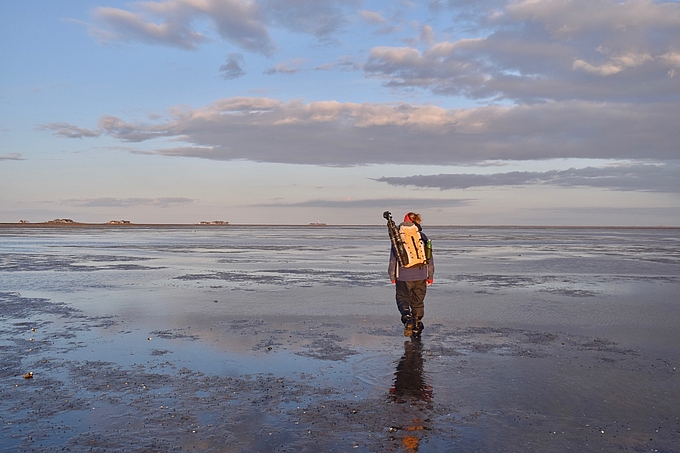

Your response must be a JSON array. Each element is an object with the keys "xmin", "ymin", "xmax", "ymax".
[{"xmin": 1, "ymin": 223, "xmax": 678, "ymax": 229}]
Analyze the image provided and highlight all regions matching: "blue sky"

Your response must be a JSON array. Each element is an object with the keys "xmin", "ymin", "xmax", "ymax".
[{"xmin": 1, "ymin": 0, "xmax": 679, "ymax": 225}]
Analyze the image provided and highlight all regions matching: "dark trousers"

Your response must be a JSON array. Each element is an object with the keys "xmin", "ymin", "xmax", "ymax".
[{"xmin": 395, "ymin": 280, "xmax": 427, "ymax": 323}]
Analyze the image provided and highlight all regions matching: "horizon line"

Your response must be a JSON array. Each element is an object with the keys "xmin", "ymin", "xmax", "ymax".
[{"xmin": 1, "ymin": 222, "xmax": 678, "ymax": 229}]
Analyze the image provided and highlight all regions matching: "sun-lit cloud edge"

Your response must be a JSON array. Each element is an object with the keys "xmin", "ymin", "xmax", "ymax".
[{"xmin": 39, "ymin": 97, "xmax": 680, "ymax": 167}]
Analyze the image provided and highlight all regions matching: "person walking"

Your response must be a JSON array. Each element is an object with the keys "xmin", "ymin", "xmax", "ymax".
[{"xmin": 388, "ymin": 212, "xmax": 434, "ymax": 338}]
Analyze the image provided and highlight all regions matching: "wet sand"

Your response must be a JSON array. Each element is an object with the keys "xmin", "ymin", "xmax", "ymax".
[{"xmin": 1, "ymin": 226, "xmax": 679, "ymax": 452}]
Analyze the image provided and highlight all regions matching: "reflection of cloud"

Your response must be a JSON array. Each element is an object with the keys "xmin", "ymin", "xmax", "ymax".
[
  {"xmin": 376, "ymin": 163, "xmax": 680, "ymax": 193},
  {"xmin": 41, "ymin": 97, "xmax": 680, "ymax": 166},
  {"xmin": 62, "ymin": 197, "xmax": 194, "ymax": 208},
  {"xmin": 247, "ymin": 198, "xmax": 473, "ymax": 209}
]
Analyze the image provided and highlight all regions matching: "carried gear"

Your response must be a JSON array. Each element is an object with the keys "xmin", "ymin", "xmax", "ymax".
[
  {"xmin": 398, "ymin": 221, "xmax": 427, "ymax": 268},
  {"xmin": 384, "ymin": 211, "xmax": 409, "ymax": 267},
  {"xmin": 384, "ymin": 211, "xmax": 429, "ymax": 269}
]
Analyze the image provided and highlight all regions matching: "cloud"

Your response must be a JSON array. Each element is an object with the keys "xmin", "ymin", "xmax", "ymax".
[
  {"xmin": 572, "ymin": 52, "xmax": 655, "ymax": 76},
  {"xmin": 88, "ymin": 0, "xmax": 275, "ymax": 55},
  {"xmin": 376, "ymin": 163, "xmax": 680, "ymax": 193},
  {"xmin": 420, "ymin": 24, "xmax": 435, "ymax": 44},
  {"xmin": 89, "ymin": 6, "xmax": 207, "ymax": 50},
  {"xmin": 220, "ymin": 53, "xmax": 246, "ymax": 79},
  {"xmin": 62, "ymin": 197, "xmax": 194, "ymax": 208},
  {"xmin": 530, "ymin": 205, "xmax": 680, "ymax": 226},
  {"xmin": 507, "ymin": 0, "xmax": 680, "ymax": 37},
  {"xmin": 38, "ymin": 123, "xmax": 100, "ymax": 139},
  {"xmin": 0, "ymin": 153, "xmax": 25, "ymax": 161},
  {"xmin": 360, "ymin": 10, "xmax": 386, "ymax": 24},
  {"xmin": 261, "ymin": 0, "xmax": 359, "ymax": 37},
  {"xmin": 264, "ymin": 58, "xmax": 306, "ymax": 75},
  {"xmin": 316, "ymin": 56, "xmax": 361, "ymax": 71},
  {"xmin": 364, "ymin": 0, "xmax": 680, "ymax": 103},
  {"xmin": 84, "ymin": 0, "xmax": 359, "ymax": 54},
  {"xmin": 248, "ymin": 197, "xmax": 473, "ymax": 209},
  {"xmin": 46, "ymin": 97, "xmax": 680, "ymax": 166}
]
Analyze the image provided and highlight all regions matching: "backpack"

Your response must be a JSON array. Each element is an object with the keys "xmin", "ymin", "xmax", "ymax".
[{"xmin": 398, "ymin": 222, "xmax": 427, "ymax": 268}]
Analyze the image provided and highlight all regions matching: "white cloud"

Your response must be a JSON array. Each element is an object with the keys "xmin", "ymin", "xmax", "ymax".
[
  {"xmin": 660, "ymin": 51, "xmax": 680, "ymax": 67},
  {"xmin": 573, "ymin": 52, "xmax": 655, "ymax": 76}
]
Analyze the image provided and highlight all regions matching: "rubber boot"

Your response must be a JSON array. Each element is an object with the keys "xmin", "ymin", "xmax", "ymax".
[
  {"xmin": 411, "ymin": 321, "xmax": 424, "ymax": 338},
  {"xmin": 403, "ymin": 314, "xmax": 414, "ymax": 337}
]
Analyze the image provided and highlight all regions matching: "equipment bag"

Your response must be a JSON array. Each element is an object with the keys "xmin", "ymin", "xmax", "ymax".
[
  {"xmin": 383, "ymin": 211, "xmax": 409, "ymax": 267},
  {"xmin": 398, "ymin": 222, "xmax": 427, "ymax": 268}
]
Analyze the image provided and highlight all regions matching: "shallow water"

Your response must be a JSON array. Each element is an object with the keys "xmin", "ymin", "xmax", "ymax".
[{"xmin": 1, "ymin": 226, "xmax": 679, "ymax": 452}]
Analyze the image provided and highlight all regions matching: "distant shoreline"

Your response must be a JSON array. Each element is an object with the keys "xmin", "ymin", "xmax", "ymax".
[{"xmin": 1, "ymin": 223, "xmax": 678, "ymax": 229}]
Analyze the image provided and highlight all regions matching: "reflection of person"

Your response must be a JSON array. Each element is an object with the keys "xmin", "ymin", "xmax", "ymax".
[
  {"xmin": 388, "ymin": 212, "xmax": 434, "ymax": 338},
  {"xmin": 390, "ymin": 339, "xmax": 433, "ymax": 404},
  {"xmin": 389, "ymin": 339, "xmax": 433, "ymax": 453}
]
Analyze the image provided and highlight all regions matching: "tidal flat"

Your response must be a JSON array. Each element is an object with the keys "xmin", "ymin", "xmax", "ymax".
[{"xmin": 1, "ymin": 225, "xmax": 679, "ymax": 452}]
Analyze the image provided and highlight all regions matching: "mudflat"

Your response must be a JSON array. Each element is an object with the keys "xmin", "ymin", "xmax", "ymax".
[{"xmin": 1, "ymin": 226, "xmax": 678, "ymax": 452}]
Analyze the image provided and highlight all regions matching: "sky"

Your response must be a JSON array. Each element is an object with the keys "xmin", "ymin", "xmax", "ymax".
[{"xmin": 1, "ymin": 0, "xmax": 679, "ymax": 226}]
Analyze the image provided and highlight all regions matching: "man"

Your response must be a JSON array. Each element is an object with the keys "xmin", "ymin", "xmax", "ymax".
[{"xmin": 388, "ymin": 212, "xmax": 434, "ymax": 338}]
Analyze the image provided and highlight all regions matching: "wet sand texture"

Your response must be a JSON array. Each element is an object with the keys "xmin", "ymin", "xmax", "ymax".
[{"xmin": 1, "ymin": 226, "xmax": 679, "ymax": 452}]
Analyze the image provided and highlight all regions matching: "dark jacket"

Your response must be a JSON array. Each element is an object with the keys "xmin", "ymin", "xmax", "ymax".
[{"xmin": 388, "ymin": 230, "xmax": 434, "ymax": 282}]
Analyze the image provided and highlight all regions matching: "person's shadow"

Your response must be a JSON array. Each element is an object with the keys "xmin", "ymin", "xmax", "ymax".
[{"xmin": 389, "ymin": 338, "xmax": 433, "ymax": 453}]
